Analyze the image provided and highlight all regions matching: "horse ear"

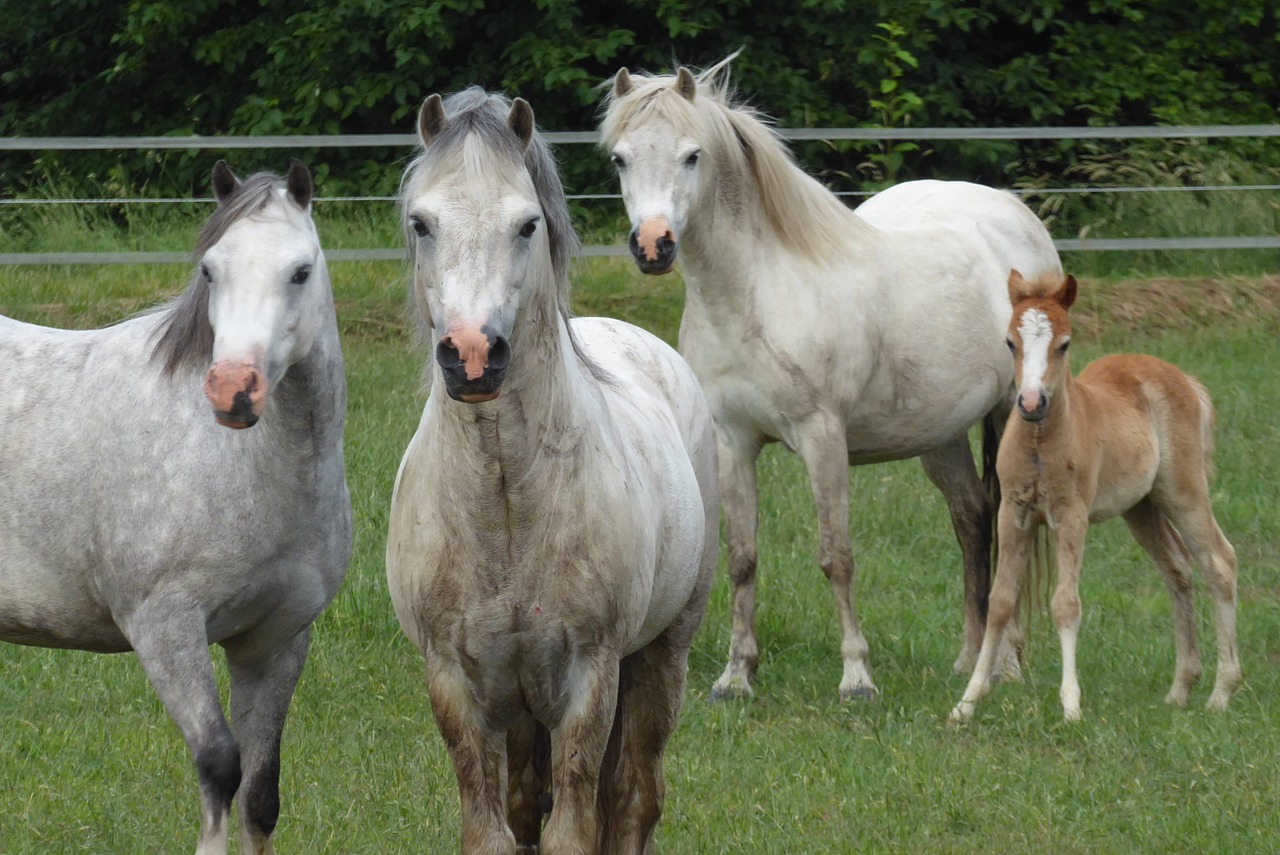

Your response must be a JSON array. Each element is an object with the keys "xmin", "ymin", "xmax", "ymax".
[
  {"xmin": 419, "ymin": 94, "xmax": 447, "ymax": 145},
  {"xmin": 676, "ymin": 66, "xmax": 697, "ymax": 101},
  {"xmin": 508, "ymin": 97, "xmax": 535, "ymax": 150},
  {"xmin": 1056, "ymin": 274, "xmax": 1078, "ymax": 310},
  {"xmin": 613, "ymin": 67, "xmax": 633, "ymax": 98},
  {"xmin": 1006, "ymin": 268, "xmax": 1027, "ymax": 305},
  {"xmin": 212, "ymin": 160, "xmax": 239, "ymax": 203},
  {"xmin": 286, "ymin": 159, "xmax": 313, "ymax": 210}
]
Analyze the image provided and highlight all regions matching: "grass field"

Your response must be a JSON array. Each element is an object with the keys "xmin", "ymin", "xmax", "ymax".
[{"xmin": 1, "ymin": 250, "xmax": 1278, "ymax": 853}]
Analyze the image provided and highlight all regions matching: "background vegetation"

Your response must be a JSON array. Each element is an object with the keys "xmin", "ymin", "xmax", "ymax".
[
  {"xmin": 1, "ymin": 245, "xmax": 1278, "ymax": 852},
  {"xmin": 3, "ymin": 1, "xmax": 1278, "ymax": 203}
]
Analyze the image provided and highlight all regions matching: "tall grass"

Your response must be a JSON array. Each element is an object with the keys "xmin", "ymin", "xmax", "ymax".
[{"xmin": 1, "ymin": 222, "xmax": 1278, "ymax": 852}]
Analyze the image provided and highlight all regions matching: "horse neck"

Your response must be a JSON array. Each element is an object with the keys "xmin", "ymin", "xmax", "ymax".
[
  {"xmin": 681, "ymin": 117, "xmax": 874, "ymax": 314},
  {"xmin": 268, "ymin": 274, "xmax": 347, "ymax": 450},
  {"xmin": 435, "ymin": 286, "xmax": 598, "ymax": 480}
]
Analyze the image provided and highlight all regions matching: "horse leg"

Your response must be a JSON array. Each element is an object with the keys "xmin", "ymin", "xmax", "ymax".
[
  {"xmin": 543, "ymin": 651, "xmax": 619, "ymax": 855},
  {"xmin": 950, "ymin": 506, "xmax": 1033, "ymax": 722},
  {"xmin": 123, "ymin": 606, "xmax": 239, "ymax": 855},
  {"xmin": 223, "ymin": 627, "xmax": 310, "ymax": 855},
  {"xmin": 1051, "ymin": 507, "xmax": 1089, "ymax": 721},
  {"xmin": 918, "ymin": 432, "xmax": 1021, "ymax": 680},
  {"xmin": 1162, "ymin": 502, "xmax": 1241, "ymax": 711},
  {"xmin": 426, "ymin": 656, "xmax": 514, "ymax": 855},
  {"xmin": 506, "ymin": 714, "xmax": 549, "ymax": 849},
  {"xmin": 599, "ymin": 629, "xmax": 692, "ymax": 854},
  {"xmin": 1121, "ymin": 499, "xmax": 1202, "ymax": 707},
  {"xmin": 710, "ymin": 432, "xmax": 763, "ymax": 700},
  {"xmin": 796, "ymin": 413, "xmax": 875, "ymax": 700}
]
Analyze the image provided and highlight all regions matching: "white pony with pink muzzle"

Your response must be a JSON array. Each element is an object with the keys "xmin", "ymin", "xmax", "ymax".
[
  {"xmin": 0, "ymin": 161, "xmax": 351, "ymax": 855},
  {"xmin": 601, "ymin": 54, "xmax": 1063, "ymax": 702}
]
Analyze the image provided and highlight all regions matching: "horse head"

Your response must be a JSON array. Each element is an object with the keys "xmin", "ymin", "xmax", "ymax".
[
  {"xmin": 402, "ymin": 89, "xmax": 569, "ymax": 404},
  {"xmin": 196, "ymin": 161, "xmax": 325, "ymax": 428},
  {"xmin": 1006, "ymin": 269, "xmax": 1078, "ymax": 422},
  {"xmin": 604, "ymin": 64, "xmax": 707, "ymax": 275}
]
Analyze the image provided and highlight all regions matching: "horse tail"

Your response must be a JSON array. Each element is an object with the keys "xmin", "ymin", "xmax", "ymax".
[
  {"xmin": 1022, "ymin": 523, "xmax": 1055, "ymax": 630},
  {"xmin": 1188, "ymin": 375, "xmax": 1217, "ymax": 484},
  {"xmin": 981, "ymin": 412, "xmax": 1001, "ymax": 602}
]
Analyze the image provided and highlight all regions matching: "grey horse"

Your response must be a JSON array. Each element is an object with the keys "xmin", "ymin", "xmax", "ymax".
[{"xmin": 0, "ymin": 161, "xmax": 351, "ymax": 854}]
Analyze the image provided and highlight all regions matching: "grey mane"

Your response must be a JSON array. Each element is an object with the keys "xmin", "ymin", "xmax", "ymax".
[
  {"xmin": 401, "ymin": 88, "xmax": 609, "ymax": 382},
  {"xmin": 150, "ymin": 173, "xmax": 286, "ymax": 375}
]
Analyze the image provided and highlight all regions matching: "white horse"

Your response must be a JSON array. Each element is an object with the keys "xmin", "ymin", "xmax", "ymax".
[
  {"xmin": 601, "ymin": 55, "xmax": 1062, "ymax": 701},
  {"xmin": 0, "ymin": 162, "xmax": 351, "ymax": 855},
  {"xmin": 387, "ymin": 89, "xmax": 718, "ymax": 854}
]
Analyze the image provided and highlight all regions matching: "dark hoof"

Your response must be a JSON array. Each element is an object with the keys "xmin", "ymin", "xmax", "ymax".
[{"xmin": 840, "ymin": 686, "xmax": 879, "ymax": 703}]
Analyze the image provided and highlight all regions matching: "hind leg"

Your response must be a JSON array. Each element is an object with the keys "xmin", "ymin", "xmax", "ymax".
[
  {"xmin": 124, "ymin": 604, "xmax": 240, "ymax": 855},
  {"xmin": 224, "ymin": 627, "xmax": 311, "ymax": 855},
  {"xmin": 1163, "ymin": 502, "xmax": 1241, "ymax": 710},
  {"xmin": 920, "ymin": 432, "xmax": 1021, "ymax": 680},
  {"xmin": 1122, "ymin": 500, "xmax": 1202, "ymax": 707},
  {"xmin": 600, "ymin": 632, "xmax": 691, "ymax": 854}
]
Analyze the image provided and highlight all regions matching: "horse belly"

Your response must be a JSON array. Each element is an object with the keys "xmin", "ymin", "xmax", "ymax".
[{"xmin": 0, "ymin": 538, "xmax": 127, "ymax": 651}]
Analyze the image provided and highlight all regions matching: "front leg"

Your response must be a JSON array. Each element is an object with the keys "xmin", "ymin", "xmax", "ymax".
[
  {"xmin": 710, "ymin": 432, "xmax": 763, "ymax": 700},
  {"xmin": 224, "ymin": 627, "xmax": 311, "ymax": 855},
  {"xmin": 1052, "ymin": 505, "xmax": 1090, "ymax": 721},
  {"xmin": 426, "ymin": 655, "xmax": 515, "ymax": 855},
  {"xmin": 122, "ymin": 602, "xmax": 240, "ymax": 855},
  {"xmin": 796, "ymin": 412, "xmax": 876, "ymax": 701},
  {"xmin": 543, "ymin": 650, "xmax": 619, "ymax": 855}
]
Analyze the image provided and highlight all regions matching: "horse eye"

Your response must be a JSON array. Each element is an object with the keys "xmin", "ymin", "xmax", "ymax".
[
  {"xmin": 685, "ymin": 150, "xmax": 700, "ymax": 166},
  {"xmin": 291, "ymin": 264, "xmax": 312, "ymax": 285},
  {"xmin": 200, "ymin": 264, "xmax": 211, "ymax": 281},
  {"xmin": 1058, "ymin": 339, "xmax": 1071, "ymax": 354},
  {"xmin": 1005, "ymin": 338, "xmax": 1016, "ymax": 353},
  {"xmin": 610, "ymin": 153, "xmax": 626, "ymax": 170},
  {"xmin": 410, "ymin": 217, "xmax": 430, "ymax": 238},
  {"xmin": 519, "ymin": 217, "xmax": 540, "ymax": 239}
]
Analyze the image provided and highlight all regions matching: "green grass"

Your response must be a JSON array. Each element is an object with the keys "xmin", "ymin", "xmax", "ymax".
[{"xmin": 1, "ymin": 251, "xmax": 1278, "ymax": 853}]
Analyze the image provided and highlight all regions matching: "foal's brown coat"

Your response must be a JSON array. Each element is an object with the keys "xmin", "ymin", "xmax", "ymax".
[{"xmin": 950, "ymin": 271, "xmax": 1241, "ymax": 722}]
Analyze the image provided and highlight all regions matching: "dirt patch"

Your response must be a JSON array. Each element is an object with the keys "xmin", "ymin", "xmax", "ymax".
[{"xmin": 1068, "ymin": 275, "xmax": 1280, "ymax": 339}]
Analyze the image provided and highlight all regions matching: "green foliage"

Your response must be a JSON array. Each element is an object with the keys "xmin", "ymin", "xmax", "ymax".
[{"xmin": 2, "ymin": 1, "xmax": 1278, "ymax": 206}]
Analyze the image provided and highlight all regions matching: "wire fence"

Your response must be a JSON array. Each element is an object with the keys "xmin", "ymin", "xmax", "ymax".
[{"xmin": 4, "ymin": 125, "xmax": 1280, "ymax": 265}]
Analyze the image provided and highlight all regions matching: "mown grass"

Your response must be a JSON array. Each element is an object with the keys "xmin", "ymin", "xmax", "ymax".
[{"xmin": 1, "ymin": 245, "xmax": 1278, "ymax": 853}]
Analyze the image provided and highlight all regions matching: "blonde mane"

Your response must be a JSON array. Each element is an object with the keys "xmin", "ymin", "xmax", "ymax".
[{"xmin": 601, "ymin": 55, "xmax": 869, "ymax": 258}]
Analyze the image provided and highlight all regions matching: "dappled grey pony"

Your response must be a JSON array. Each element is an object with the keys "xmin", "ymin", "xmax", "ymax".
[
  {"xmin": 388, "ymin": 89, "xmax": 718, "ymax": 854},
  {"xmin": 0, "ymin": 161, "xmax": 352, "ymax": 855}
]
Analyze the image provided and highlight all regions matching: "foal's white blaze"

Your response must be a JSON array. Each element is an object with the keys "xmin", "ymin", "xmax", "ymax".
[{"xmin": 1016, "ymin": 307, "xmax": 1055, "ymax": 413}]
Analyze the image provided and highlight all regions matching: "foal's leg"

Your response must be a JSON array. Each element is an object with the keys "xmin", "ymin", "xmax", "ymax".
[
  {"xmin": 224, "ymin": 627, "xmax": 311, "ymax": 855},
  {"xmin": 1163, "ymin": 502, "xmax": 1242, "ymax": 710},
  {"xmin": 919, "ymin": 433, "xmax": 1021, "ymax": 679},
  {"xmin": 543, "ymin": 651, "xmax": 619, "ymax": 855},
  {"xmin": 711, "ymin": 432, "xmax": 763, "ymax": 700},
  {"xmin": 797, "ymin": 413, "xmax": 876, "ymax": 700},
  {"xmin": 600, "ymin": 631, "xmax": 692, "ymax": 854},
  {"xmin": 1051, "ymin": 506, "xmax": 1090, "ymax": 721},
  {"xmin": 123, "ymin": 605, "xmax": 239, "ymax": 855},
  {"xmin": 426, "ymin": 656, "xmax": 514, "ymax": 855},
  {"xmin": 950, "ymin": 507, "xmax": 1033, "ymax": 722},
  {"xmin": 1122, "ymin": 500, "xmax": 1202, "ymax": 707}
]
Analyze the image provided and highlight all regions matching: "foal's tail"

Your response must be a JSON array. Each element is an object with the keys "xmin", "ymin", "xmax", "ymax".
[{"xmin": 1188, "ymin": 375, "xmax": 1217, "ymax": 484}]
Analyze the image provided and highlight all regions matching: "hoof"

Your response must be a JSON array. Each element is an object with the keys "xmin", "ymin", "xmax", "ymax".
[
  {"xmin": 709, "ymin": 680, "xmax": 754, "ymax": 702},
  {"xmin": 839, "ymin": 685, "xmax": 879, "ymax": 703},
  {"xmin": 948, "ymin": 704, "xmax": 974, "ymax": 725}
]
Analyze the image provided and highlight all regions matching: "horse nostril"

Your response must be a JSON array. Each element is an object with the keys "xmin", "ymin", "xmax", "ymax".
[
  {"xmin": 435, "ymin": 339, "xmax": 463, "ymax": 371},
  {"xmin": 657, "ymin": 231, "xmax": 675, "ymax": 253},
  {"xmin": 488, "ymin": 335, "xmax": 511, "ymax": 372}
]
